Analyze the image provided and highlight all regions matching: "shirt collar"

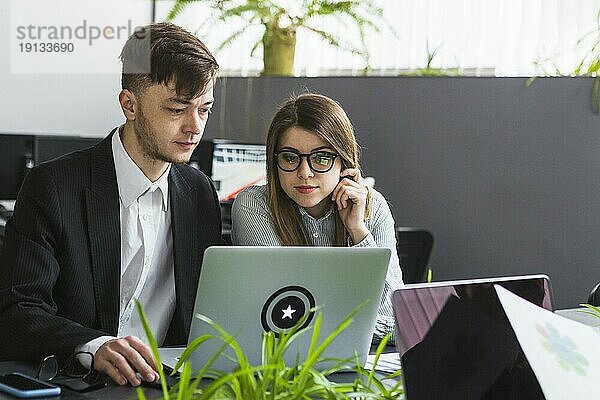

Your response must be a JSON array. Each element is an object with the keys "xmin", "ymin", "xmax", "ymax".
[
  {"xmin": 298, "ymin": 203, "xmax": 334, "ymax": 221},
  {"xmin": 112, "ymin": 128, "xmax": 171, "ymax": 211}
]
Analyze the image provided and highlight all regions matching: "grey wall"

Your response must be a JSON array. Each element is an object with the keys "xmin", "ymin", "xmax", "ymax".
[{"xmin": 205, "ymin": 77, "xmax": 600, "ymax": 309}]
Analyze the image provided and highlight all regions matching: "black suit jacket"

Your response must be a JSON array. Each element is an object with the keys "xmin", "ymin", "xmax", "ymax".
[{"xmin": 0, "ymin": 132, "xmax": 222, "ymax": 361}]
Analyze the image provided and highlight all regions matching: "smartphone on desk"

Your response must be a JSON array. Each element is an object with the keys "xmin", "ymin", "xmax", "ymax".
[{"xmin": 0, "ymin": 372, "xmax": 61, "ymax": 398}]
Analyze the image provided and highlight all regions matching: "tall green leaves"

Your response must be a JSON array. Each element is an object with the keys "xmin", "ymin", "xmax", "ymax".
[
  {"xmin": 580, "ymin": 303, "xmax": 600, "ymax": 319},
  {"xmin": 135, "ymin": 300, "xmax": 403, "ymax": 399},
  {"xmin": 135, "ymin": 301, "xmax": 170, "ymax": 399}
]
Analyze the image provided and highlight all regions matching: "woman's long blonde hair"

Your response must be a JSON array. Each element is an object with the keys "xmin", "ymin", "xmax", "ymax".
[{"xmin": 266, "ymin": 93, "xmax": 362, "ymax": 246}]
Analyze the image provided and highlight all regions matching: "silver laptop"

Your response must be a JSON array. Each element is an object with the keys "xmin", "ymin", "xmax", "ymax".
[{"xmin": 160, "ymin": 246, "xmax": 391, "ymax": 373}]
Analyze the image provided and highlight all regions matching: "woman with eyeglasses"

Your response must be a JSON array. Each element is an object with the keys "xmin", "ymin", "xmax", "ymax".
[{"xmin": 231, "ymin": 93, "xmax": 403, "ymax": 343}]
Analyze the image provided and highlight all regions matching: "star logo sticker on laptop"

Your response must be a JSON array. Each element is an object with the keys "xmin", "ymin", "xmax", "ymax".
[
  {"xmin": 282, "ymin": 305, "xmax": 296, "ymax": 320},
  {"xmin": 261, "ymin": 285, "xmax": 316, "ymax": 336}
]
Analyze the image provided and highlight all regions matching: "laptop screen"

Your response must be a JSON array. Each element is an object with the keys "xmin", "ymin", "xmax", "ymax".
[{"xmin": 392, "ymin": 275, "xmax": 552, "ymax": 356}]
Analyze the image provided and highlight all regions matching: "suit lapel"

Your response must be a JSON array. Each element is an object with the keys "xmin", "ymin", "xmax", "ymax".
[
  {"xmin": 86, "ymin": 132, "xmax": 121, "ymax": 335},
  {"xmin": 169, "ymin": 166, "xmax": 199, "ymax": 338}
]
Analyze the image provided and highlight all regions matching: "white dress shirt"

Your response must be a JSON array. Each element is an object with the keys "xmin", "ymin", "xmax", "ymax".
[{"xmin": 77, "ymin": 130, "xmax": 175, "ymax": 357}]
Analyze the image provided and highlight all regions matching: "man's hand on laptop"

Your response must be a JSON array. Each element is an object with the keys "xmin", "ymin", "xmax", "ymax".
[{"xmin": 94, "ymin": 336, "xmax": 159, "ymax": 386}]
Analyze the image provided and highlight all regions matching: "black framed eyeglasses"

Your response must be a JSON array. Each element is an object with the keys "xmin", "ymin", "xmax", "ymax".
[
  {"xmin": 37, "ymin": 352, "xmax": 106, "ymax": 392},
  {"xmin": 275, "ymin": 150, "xmax": 339, "ymax": 173}
]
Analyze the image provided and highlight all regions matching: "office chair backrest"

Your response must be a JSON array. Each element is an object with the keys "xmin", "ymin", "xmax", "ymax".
[
  {"xmin": 588, "ymin": 282, "xmax": 600, "ymax": 306},
  {"xmin": 396, "ymin": 227, "xmax": 434, "ymax": 284}
]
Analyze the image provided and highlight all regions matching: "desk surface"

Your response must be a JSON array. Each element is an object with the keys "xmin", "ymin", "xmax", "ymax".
[
  {"xmin": 0, "ymin": 361, "xmax": 163, "ymax": 400},
  {"xmin": 1, "ymin": 312, "xmax": 595, "ymax": 399},
  {"xmin": 0, "ymin": 350, "xmax": 400, "ymax": 400}
]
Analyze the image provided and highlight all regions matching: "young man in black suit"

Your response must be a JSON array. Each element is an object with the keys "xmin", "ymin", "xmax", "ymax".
[{"xmin": 0, "ymin": 22, "xmax": 222, "ymax": 386}]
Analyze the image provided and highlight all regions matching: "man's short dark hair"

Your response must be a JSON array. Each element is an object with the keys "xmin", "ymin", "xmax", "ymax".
[{"xmin": 120, "ymin": 22, "xmax": 219, "ymax": 98}]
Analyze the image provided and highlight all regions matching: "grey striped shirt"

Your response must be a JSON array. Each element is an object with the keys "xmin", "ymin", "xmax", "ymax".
[{"xmin": 231, "ymin": 185, "xmax": 403, "ymax": 343}]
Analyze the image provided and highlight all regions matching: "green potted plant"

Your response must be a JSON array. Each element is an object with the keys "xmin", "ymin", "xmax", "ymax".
[
  {"xmin": 135, "ymin": 301, "xmax": 403, "ymax": 399},
  {"xmin": 166, "ymin": 0, "xmax": 391, "ymax": 76},
  {"xmin": 530, "ymin": 7, "xmax": 600, "ymax": 113},
  {"xmin": 581, "ymin": 304, "xmax": 600, "ymax": 319}
]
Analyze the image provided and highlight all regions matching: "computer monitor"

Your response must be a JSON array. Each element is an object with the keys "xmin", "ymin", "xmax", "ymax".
[
  {"xmin": 34, "ymin": 136, "xmax": 101, "ymax": 164},
  {"xmin": 0, "ymin": 134, "xmax": 102, "ymax": 200},
  {"xmin": 189, "ymin": 140, "xmax": 216, "ymax": 177},
  {"xmin": 190, "ymin": 139, "xmax": 267, "ymax": 202},
  {"xmin": 0, "ymin": 134, "xmax": 34, "ymax": 200}
]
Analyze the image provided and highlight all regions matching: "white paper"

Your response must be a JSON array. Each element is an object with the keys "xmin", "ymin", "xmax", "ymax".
[
  {"xmin": 495, "ymin": 285, "xmax": 600, "ymax": 400},
  {"xmin": 365, "ymin": 352, "xmax": 401, "ymax": 373}
]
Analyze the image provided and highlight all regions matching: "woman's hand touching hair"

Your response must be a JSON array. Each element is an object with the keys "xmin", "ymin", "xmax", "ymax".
[{"xmin": 331, "ymin": 168, "xmax": 370, "ymax": 244}]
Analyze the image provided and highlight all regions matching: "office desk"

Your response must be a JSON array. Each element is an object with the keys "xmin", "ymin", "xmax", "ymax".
[
  {"xmin": 0, "ymin": 349, "xmax": 400, "ymax": 400},
  {"xmin": 0, "ymin": 360, "xmax": 165, "ymax": 400}
]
